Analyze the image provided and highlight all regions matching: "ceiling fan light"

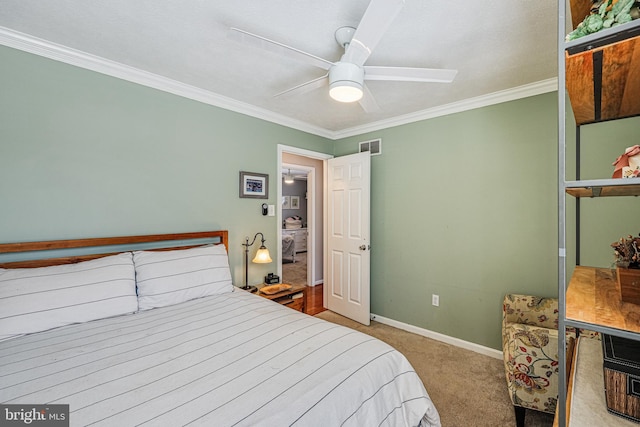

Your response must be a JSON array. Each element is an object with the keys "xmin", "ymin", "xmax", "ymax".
[
  {"xmin": 329, "ymin": 62, "xmax": 364, "ymax": 103},
  {"xmin": 329, "ymin": 81, "xmax": 363, "ymax": 103},
  {"xmin": 284, "ymin": 168, "xmax": 294, "ymax": 184}
]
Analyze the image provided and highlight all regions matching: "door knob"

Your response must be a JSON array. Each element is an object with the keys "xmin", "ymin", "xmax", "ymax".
[{"xmin": 359, "ymin": 245, "xmax": 370, "ymax": 251}]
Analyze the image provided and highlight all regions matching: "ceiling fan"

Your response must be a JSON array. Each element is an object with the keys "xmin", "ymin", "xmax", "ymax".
[{"xmin": 229, "ymin": 0, "xmax": 457, "ymax": 112}]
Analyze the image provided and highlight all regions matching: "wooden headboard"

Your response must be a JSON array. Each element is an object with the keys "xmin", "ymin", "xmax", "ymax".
[{"xmin": 0, "ymin": 230, "xmax": 229, "ymax": 269}]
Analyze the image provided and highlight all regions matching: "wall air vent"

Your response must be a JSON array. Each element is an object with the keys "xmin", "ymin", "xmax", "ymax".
[{"xmin": 359, "ymin": 138, "xmax": 382, "ymax": 156}]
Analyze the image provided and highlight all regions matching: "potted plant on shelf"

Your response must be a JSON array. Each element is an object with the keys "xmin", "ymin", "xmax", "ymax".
[{"xmin": 611, "ymin": 234, "xmax": 640, "ymax": 305}]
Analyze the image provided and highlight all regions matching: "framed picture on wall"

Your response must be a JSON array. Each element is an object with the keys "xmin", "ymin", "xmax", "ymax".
[
  {"xmin": 239, "ymin": 171, "xmax": 269, "ymax": 199},
  {"xmin": 290, "ymin": 196, "xmax": 300, "ymax": 209},
  {"xmin": 282, "ymin": 196, "xmax": 291, "ymax": 209}
]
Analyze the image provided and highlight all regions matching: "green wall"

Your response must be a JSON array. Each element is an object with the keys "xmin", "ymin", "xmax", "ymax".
[
  {"xmin": 566, "ymin": 115, "xmax": 640, "ymax": 269},
  {"xmin": 2, "ymin": 44, "xmax": 638, "ymax": 351},
  {"xmin": 0, "ymin": 45, "xmax": 331, "ymax": 285},
  {"xmin": 335, "ymin": 93, "xmax": 640, "ymax": 350}
]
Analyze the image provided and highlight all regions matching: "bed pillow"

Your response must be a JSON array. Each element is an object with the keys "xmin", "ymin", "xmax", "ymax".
[
  {"xmin": 0, "ymin": 252, "xmax": 137, "ymax": 341},
  {"xmin": 133, "ymin": 244, "xmax": 233, "ymax": 310}
]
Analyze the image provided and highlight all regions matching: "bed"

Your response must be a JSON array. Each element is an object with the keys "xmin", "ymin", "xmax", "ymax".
[{"xmin": 0, "ymin": 230, "xmax": 440, "ymax": 426}]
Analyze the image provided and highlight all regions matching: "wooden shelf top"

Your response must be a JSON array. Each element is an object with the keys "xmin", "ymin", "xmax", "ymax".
[
  {"xmin": 566, "ymin": 183, "xmax": 640, "ymax": 197},
  {"xmin": 566, "ymin": 266, "xmax": 640, "ymax": 334}
]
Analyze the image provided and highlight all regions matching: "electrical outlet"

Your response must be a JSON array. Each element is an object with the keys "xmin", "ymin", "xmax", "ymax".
[{"xmin": 432, "ymin": 294, "xmax": 439, "ymax": 307}]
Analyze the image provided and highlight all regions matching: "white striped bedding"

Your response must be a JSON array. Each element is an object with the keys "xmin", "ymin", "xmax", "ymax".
[{"xmin": 0, "ymin": 290, "xmax": 440, "ymax": 427}]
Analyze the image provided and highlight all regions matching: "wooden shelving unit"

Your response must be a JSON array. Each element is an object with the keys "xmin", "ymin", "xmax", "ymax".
[{"xmin": 558, "ymin": 2, "xmax": 640, "ymax": 426}]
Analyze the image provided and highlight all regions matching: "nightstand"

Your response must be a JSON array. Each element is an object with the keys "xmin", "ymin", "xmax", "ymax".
[{"xmin": 256, "ymin": 283, "xmax": 306, "ymax": 313}]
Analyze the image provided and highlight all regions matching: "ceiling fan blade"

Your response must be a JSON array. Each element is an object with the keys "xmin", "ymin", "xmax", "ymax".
[
  {"xmin": 229, "ymin": 28, "xmax": 333, "ymax": 71},
  {"xmin": 359, "ymin": 84, "xmax": 380, "ymax": 113},
  {"xmin": 364, "ymin": 66, "xmax": 458, "ymax": 83},
  {"xmin": 274, "ymin": 74, "xmax": 329, "ymax": 98},
  {"xmin": 342, "ymin": 0, "xmax": 405, "ymax": 66}
]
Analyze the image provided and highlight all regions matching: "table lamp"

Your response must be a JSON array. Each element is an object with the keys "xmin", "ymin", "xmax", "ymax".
[{"xmin": 241, "ymin": 232, "xmax": 272, "ymax": 293}]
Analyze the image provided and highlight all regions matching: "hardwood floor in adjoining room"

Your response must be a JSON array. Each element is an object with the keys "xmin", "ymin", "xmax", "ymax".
[
  {"xmin": 305, "ymin": 283, "xmax": 325, "ymax": 316},
  {"xmin": 282, "ymin": 251, "xmax": 325, "ymax": 315}
]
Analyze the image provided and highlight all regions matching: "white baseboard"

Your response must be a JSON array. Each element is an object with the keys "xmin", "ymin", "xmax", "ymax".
[{"xmin": 370, "ymin": 313, "xmax": 503, "ymax": 360}]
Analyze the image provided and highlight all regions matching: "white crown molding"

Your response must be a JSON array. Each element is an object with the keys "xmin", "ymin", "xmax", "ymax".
[
  {"xmin": 1, "ymin": 26, "xmax": 557, "ymax": 141},
  {"xmin": 371, "ymin": 313, "xmax": 503, "ymax": 360},
  {"xmin": 331, "ymin": 78, "xmax": 558, "ymax": 139},
  {"xmin": 0, "ymin": 26, "xmax": 334, "ymax": 139}
]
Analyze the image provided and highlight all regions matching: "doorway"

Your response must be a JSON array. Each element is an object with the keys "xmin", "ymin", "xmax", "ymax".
[
  {"xmin": 277, "ymin": 145, "xmax": 332, "ymax": 293},
  {"xmin": 281, "ymin": 164, "xmax": 311, "ymax": 287}
]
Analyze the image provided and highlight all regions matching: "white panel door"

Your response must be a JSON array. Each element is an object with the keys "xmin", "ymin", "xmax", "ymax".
[{"xmin": 326, "ymin": 152, "xmax": 371, "ymax": 325}]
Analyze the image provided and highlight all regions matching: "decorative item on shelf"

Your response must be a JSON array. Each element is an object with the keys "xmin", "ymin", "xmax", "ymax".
[
  {"xmin": 566, "ymin": 0, "xmax": 640, "ymax": 41},
  {"xmin": 612, "ymin": 233, "xmax": 640, "ymax": 304},
  {"xmin": 612, "ymin": 145, "xmax": 640, "ymax": 178},
  {"xmin": 241, "ymin": 232, "xmax": 272, "ymax": 293}
]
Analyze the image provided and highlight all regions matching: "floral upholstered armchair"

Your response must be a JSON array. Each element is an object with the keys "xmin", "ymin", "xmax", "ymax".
[{"xmin": 502, "ymin": 294, "xmax": 576, "ymax": 427}]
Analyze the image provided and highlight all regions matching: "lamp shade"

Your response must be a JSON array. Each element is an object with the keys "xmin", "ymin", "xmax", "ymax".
[
  {"xmin": 242, "ymin": 232, "xmax": 271, "ymax": 292},
  {"xmin": 252, "ymin": 247, "xmax": 272, "ymax": 263}
]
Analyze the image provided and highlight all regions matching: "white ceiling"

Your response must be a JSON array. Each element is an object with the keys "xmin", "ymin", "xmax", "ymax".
[
  {"xmin": 0, "ymin": 1, "xmax": 560, "ymax": 139},
  {"xmin": 283, "ymin": 169, "xmax": 308, "ymax": 181}
]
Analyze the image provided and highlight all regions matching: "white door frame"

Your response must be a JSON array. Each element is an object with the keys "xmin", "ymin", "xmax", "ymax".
[{"xmin": 277, "ymin": 145, "xmax": 333, "ymax": 286}]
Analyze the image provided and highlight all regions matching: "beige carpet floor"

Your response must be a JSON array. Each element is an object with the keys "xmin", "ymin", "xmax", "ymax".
[
  {"xmin": 315, "ymin": 310, "xmax": 554, "ymax": 427},
  {"xmin": 282, "ymin": 252, "xmax": 307, "ymax": 286}
]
